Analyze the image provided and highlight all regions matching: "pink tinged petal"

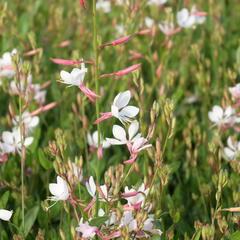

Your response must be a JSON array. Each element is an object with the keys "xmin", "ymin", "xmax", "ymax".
[
  {"xmin": 93, "ymin": 112, "xmax": 113, "ymax": 124},
  {"xmin": 121, "ymin": 191, "xmax": 139, "ymax": 198},
  {"xmin": 128, "ymin": 120, "xmax": 139, "ymax": 140},
  {"xmin": 97, "ymin": 146, "xmax": 103, "ymax": 159},
  {"xmin": 2, "ymin": 132, "xmax": 14, "ymax": 144},
  {"xmin": 120, "ymin": 106, "xmax": 139, "ymax": 118},
  {"xmin": 113, "ymin": 90, "xmax": 131, "ymax": 108},
  {"xmin": 100, "ymin": 35, "xmax": 132, "ymax": 48},
  {"xmin": 50, "ymin": 58, "xmax": 94, "ymax": 65},
  {"xmin": 112, "ymin": 125, "xmax": 127, "ymax": 142},
  {"xmin": 0, "ymin": 209, "xmax": 13, "ymax": 221},
  {"xmin": 76, "ymin": 222, "xmax": 97, "ymax": 238},
  {"xmin": 79, "ymin": 83, "xmax": 101, "ymax": 103}
]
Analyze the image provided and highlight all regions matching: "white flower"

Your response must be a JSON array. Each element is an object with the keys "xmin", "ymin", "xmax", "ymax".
[
  {"xmin": 224, "ymin": 137, "xmax": 240, "ymax": 161},
  {"xmin": 0, "ymin": 49, "xmax": 17, "ymax": 78},
  {"xmin": 208, "ymin": 106, "xmax": 240, "ymax": 127},
  {"xmin": 0, "ymin": 128, "xmax": 33, "ymax": 154},
  {"xmin": 96, "ymin": 0, "xmax": 111, "ymax": 13},
  {"xmin": 106, "ymin": 120, "xmax": 141, "ymax": 145},
  {"xmin": 49, "ymin": 176, "xmax": 69, "ymax": 201},
  {"xmin": 87, "ymin": 131, "xmax": 110, "ymax": 149},
  {"xmin": 76, "ymin": 218, "xmax": 98, "ymax": 238},
  {"xmin": 13, "ymin": 112, "xmax": 39, "ymax": 133},
  {"xmin": 0, "ymin": 209, "xmax": 13, "ymax": 221},
  {"xmin": 111, "ymin": 90, "xmax": 139, "ymax": 124},
  {"xmin": 60, "ymin": 63, "xmax": 87, "ymax": 87},
  {"xmin": 177, "ymin": 8, "xmax": 196, "ymax": 28},
  {"xmin": 145, "ymin": 17, "xmax": 154, "ymax": 28},
  {"xmin": 124, "ymin": 183, "xmax": 149, "ymax": 207},
  {"xmin": 229, "ymin": 84, "xmax": 240, "ymax": 99},
  {"xmin": 86, "ymin": 176, "xmax": 109, "ymax": 201},
  {"xmin": 120, "ymin": 211, "xmax": 137, "ymax": 231},
  {"xmin": 142, "ymin": 216, "xmax": 162, "ymax": 236},
  {"xmin": 177, "ymin": 7, "xmax": 206, "ymax": 28},
  {"xmin": 158, "ymin": 21, "xmax": 175, "ymax": 35},
  {"xmin": 147, "ymin": 0, "xmax": 167, "ymax": 5}
]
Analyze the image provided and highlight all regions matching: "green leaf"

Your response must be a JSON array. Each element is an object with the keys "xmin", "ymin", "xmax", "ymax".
[
  {"xmin": 23, "ymin": 205, "xmax": 39, "ymax": 236},
  {"xmin": 38, "ymin": 149, "xmax": 53, "ymax": 170},
  {"xmin": 191, "ymin": 230, "xmax": 201, "ymax": 240},
  {"xmin": 230, "ymin": 231, "xmax": 240, "ymax": 240},
  {"xmin": 89, "ymin": 216, "xmax": 109, "ymax": 227},
  {"xmin": 0, "ymin": 191, "xmax": 10, "ymax": 208}
]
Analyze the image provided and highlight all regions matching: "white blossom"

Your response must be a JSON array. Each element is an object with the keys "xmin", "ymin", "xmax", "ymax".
[
  {"xmin": 158, "ymin": 21, "xmax": 175, "ymax": 35},
  {"xmin": 177, "ymin": 7, "xmax": 206, "ymax": 29},
  {"xmin": 87, "ymin": 131, "xmax": 110, "ymax": 149},
  {"xmin": 111, "ymin": 90, "xmax": 139, "ymax": 124},
  {"xmin": 106, "ymin": 120, "xmax": 141, "ymax": 145},
  {"xmin": 0, "ymin": 128, "xmax": 33, "ymax": 154},
  {"xmin": 229, "ymin": 83, "xmax": 240, "ymax": 99},
  {"xmin": 0, "ymin": 209, "xmax": 13, "ymax": 221},
  {"xmin": 224, "ymin": 137, "xmax": 240, "ymax": 161},
  {"xmin": 0, "ymin": 49, "xmax": 17, "ymax": 78},
  {"xmin": 60, "ymin": 63, "xmax": 87, "ymax": 87},
  {"xmin": 49, "ymin": 176, "xmax": 69, "ymax": 201},
  {"xmin": 76, "ymin": 218, "xmax": 98, "ymax": 238},
  {"xmin": 13, "ymin": 112, "xmax": 39, "ymax": 133},
  {"xmin": 208, "ymin": 106, "xmax": 240, "ymax": 127},
  {"xmin": 86, "ymin": 176, "xmax": 110, "ymax": 201}
]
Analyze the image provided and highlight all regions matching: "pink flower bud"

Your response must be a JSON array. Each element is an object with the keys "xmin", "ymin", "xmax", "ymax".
[
  {"xmin": 99, "ymin": 64, "xmax": 141, "ymax": 78},
  {"xmin": 23, "ymin": 48, "xmax": 42, "ymax": 56},
  {"xmin": 100, "ymin": 35, "xmax": 132, "ymax": 48},
  {"xmin": 50, "ymin": 58, "xmax": 94, "ymax": 65},
  {"xmin": 30, "ymin": 102, "xmax": 58, "ymax": 116}
]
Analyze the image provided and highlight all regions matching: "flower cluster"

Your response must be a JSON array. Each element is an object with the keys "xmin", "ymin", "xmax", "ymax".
[{"xmin": 209, "ymin": 83, "xmax": 240, "ymax": 161}]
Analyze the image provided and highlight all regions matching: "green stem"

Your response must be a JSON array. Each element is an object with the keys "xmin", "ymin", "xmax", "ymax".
[
  {"xmin": 92, "ymin": 0, "xmax": 101, "ymax": 183},
  {"xmin": 18, "ymin": 72, "xmax": 25, "ymax": 238}
]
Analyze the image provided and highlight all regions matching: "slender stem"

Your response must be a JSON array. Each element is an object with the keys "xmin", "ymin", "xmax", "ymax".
[
  {"xmin": 92, "ymin": 0, "xmax": 101, "ymax": 183},
  {"xmin": 17, "ymin": 69, "xmax": 25, "ymax": 238}
]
